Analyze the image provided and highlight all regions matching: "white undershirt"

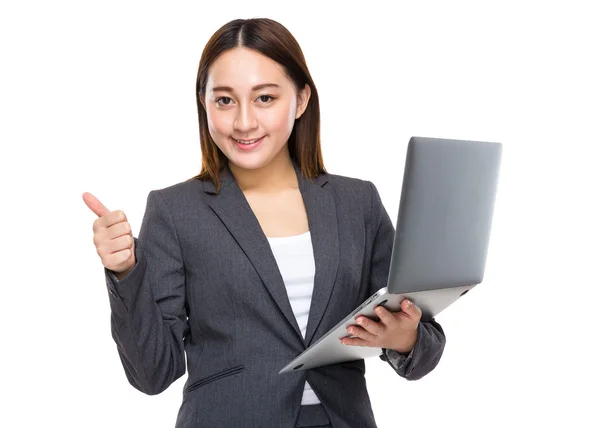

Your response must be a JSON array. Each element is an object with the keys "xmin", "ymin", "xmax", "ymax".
[{"xmin": 266, "ymin": 231, "xmax": 320, "ymax": 406}]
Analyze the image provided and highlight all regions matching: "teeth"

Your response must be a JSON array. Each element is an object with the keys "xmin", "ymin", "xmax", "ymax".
[{"xmin": 235, "ymin": 137, "xmax": 260, "ymax": 145}]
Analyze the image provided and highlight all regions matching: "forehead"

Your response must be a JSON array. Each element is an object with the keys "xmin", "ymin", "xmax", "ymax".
[{"xmin": 206, "ymin": 47, "xmax": 292, "ymax": 92}]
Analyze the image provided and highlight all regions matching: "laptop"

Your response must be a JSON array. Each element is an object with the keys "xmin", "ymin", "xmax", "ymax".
[{"xmin": 279, "ymin": 136, "xmax": 502, "ymax": 373}]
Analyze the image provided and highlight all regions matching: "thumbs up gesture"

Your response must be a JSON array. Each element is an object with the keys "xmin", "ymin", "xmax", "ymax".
[{"xmin": 83, "ymin": 192, "xmax": 136, "ymax": 279}]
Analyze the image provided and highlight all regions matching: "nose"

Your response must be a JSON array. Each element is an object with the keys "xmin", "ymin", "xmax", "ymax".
[{"xmin": 233, "ymin": 103, "xmax": 258, "ymax": 133}]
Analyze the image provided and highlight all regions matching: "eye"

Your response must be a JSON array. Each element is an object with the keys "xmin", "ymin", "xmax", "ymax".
[
  {"xmin": 257, "ymin": 95, "xmax": 274, "ymax": 103},
  {"xmin": 215, "ymin": 96, "xmax": 232, "ymax": 107}
]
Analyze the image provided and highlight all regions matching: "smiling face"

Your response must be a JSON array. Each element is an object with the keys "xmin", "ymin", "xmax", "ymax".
[{"xmin": 202, "ymin": 47, "xmax": 310, "ymax": 172}]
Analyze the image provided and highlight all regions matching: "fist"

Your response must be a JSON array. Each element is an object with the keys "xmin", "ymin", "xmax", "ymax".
[{"xmin": 83, "ymin": 192, "xmax": 136, "ymax": 278}]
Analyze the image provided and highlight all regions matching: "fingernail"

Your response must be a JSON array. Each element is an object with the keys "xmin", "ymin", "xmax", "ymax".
[
  {"xmin": 356, "ymin": 318, "xmax": 363, "ymax": 324},
  {"xmin": 406, "ymin": 300, "xmax": 412, "ymax": 307}
]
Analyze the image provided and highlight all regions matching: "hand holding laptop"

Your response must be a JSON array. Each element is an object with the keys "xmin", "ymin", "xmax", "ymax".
[{"xmin": 340, "ymin": 298, "xmax": 422, "ymax": 354}]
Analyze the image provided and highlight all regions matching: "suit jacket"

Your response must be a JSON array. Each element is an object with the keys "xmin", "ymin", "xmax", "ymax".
[{"xmin": 104, "ymin": 161, "xmax": 446, "ymax": 428}]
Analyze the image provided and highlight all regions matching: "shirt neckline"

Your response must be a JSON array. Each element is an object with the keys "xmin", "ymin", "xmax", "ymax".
[{"xmin": 266, "ymin": 231, "xmax": 311, "ymax": 242}]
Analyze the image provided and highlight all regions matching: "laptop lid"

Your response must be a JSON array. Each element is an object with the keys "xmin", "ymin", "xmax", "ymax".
[{"xmin": 387, "ymin": 136, "xmax": 502, "ymax": 294}]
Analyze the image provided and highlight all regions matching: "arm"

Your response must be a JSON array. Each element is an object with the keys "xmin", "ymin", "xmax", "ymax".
[
  {"xmin": 104, "ymin": 190, "xmax": 188, "ymax": 395},
  {"xmin": 367, "ymin": 181, "xmax": 446, "ymax": 380}
]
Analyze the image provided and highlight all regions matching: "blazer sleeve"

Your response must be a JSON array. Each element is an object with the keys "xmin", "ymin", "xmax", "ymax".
[
  {"xmin": 104, "ymin": 190, "xmax": 188, "ymax": 395},
  {"xmin": 367, "ymin": 181, "xmax": 446, "ymax": 381}
]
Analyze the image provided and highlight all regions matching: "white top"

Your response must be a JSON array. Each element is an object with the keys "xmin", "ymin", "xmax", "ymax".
[{"xmin": 266, "ymin": 231, "xmax": 320, "ymax": 405}]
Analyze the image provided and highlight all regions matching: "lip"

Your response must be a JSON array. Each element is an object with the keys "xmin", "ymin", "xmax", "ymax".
[{"xmin": 232, "ymin": 135, "xmax": 266, "ymax": 150}]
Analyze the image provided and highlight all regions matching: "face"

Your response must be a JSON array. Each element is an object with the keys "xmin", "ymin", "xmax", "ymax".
[{"xmin": 202, "ymin": 47, "xmax": 310, "ymax": 171}]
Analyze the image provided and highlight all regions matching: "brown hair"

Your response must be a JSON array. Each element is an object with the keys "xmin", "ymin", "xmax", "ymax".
[{"xmin": 190, "ymin": 18, "xmax": 327, "ymax": 193}]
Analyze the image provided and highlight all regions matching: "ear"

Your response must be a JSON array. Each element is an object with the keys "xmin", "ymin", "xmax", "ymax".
[{"xmin": 295, "ymin": 83, "xmax": 311, "ymax": 120}]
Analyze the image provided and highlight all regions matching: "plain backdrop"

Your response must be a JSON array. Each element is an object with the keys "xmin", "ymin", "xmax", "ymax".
[{"xmin": 1, "ymin": 1, "xmax": 599, "ymax": 427}]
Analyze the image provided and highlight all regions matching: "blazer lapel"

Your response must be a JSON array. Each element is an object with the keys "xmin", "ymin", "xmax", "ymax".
[
  {"xmin": 201, "ymin": 161, "xmax": 339, "ymax": 348},
  {"xmin": 298, "ymin": 167, "xmax": 339, "ymax": 347}
]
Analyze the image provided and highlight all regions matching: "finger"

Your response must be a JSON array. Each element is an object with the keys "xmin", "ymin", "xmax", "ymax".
[
  {"xmin": 373, "ymin": 305, "xmax": 397, "ymax": 326},
  {"xmin": 83, "ymin": 192, "xmax": 110, "ymax": 218},
  {"xmin": 400, "ymin": 299, "xmax": 422, "ymax": 320},
  {"xmin": 355, "ymin": 315, "xmax": 385, "ymax": 335},
  {"xmin": 95, "ymin": 210, "xmax": 129, "ymax": 231},
  {"xmin": 340, "ymin": 336, "xmax": 371, "ymax": 347},
  {"xmin": 346, "ymin": 324, "xmax": 377, "ymax": 342},
  {"xmin": 106, "ymin": 221, "xmax": 132, "ymax": 240},
  {"xmin": 105, "ymin": 234, "xmax": 134, "ymax": 254},
  {"xmin": 102, "ymin": 247, "xmax": 133, "ymax": 268}
]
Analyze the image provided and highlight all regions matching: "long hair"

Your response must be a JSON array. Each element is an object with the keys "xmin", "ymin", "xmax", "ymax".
[{"xmin": 191, "ymin": 18, "xmax": 326, "ymax": 193}]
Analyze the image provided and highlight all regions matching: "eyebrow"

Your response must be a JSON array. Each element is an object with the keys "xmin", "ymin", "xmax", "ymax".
[{"xmin": 211, "ymin": 83, "xmax": 281, "ymax": 93}]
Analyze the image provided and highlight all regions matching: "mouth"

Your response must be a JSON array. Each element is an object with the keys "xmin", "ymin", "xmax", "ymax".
[{"xmin": 231, "ymin": 135, "xmax": 266, "ymax": 149}]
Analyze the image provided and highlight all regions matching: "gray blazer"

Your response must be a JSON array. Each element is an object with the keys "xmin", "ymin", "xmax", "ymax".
[{"xmin": 104, "ymin": 161, "xmax": 445, "ymax": 428}]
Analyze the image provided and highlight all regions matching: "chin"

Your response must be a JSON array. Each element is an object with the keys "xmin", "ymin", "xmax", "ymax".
[{"xmin": 227, "ymin": 154, "xmax": 272, "ymax": 171}]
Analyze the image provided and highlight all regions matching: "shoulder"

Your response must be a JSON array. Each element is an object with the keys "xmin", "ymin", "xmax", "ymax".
[
  {"xmin": 321, "ymin": 172, "xmax": 381, "ymax": 223},
  {"xmin": 324, "ymin": 172, "xmax": 372, "ymax": 193},
  {"xmin": 142, "ymin": 178, "xmax": 206, "ymax": 209},
  {"xmin": 324, "ymin": 171, "xmax": 379, "ymax": 201}
]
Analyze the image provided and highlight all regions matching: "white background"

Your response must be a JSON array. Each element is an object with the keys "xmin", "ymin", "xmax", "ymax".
[{"xmin": 1, "ymin": 0, "xmax": 599, "ymax": 427}]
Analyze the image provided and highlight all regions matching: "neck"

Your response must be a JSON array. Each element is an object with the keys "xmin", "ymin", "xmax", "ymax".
[{"xmin": 229, "ymin": 150, "xmax": 298, "ymax": 193}]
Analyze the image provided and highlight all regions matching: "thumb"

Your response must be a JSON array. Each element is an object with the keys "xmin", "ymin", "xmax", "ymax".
[
  {"xmin": 82, "ymin": 192, "xmax": 110, "ymax": 218},
  {"xmin": 401, "ymin": 298, "xmax": 422, "ymax": 320}
]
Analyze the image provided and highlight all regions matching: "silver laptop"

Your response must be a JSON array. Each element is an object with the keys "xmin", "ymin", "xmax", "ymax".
[{"xmin": 279, "ymin": 136, "xmax": 502, "ymax": 373}]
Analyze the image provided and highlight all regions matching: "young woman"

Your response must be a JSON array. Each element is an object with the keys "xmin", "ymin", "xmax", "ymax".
[{"xmin": 84, "ymin": 17, "xmax": 445, "ymax": 428}]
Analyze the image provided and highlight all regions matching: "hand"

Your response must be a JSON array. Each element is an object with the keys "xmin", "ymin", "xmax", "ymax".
[
  {"xmin": 341, "ymin": 299, "xmax": 422, "ymax": 353},
  {"xmin": 83, "ymin": 192, "xmax": 136, "ymax": 276}
]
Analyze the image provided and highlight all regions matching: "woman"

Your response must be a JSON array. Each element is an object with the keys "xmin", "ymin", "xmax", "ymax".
[{"xmin": 84, "ymin": 17, "xmax": 445, "ymax": 428}]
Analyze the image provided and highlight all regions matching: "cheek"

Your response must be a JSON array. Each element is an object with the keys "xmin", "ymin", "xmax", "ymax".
[
  {"xmin": 206, "ymin": 108, "xmax": 231, "ymax": 135},
  {"xmin": 260, "ymin": 104, "xmax": 296, "ymax": 135},
  {"xmin": 205, "ymin": 112, "xmax": 232, "ymax": 154}
]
